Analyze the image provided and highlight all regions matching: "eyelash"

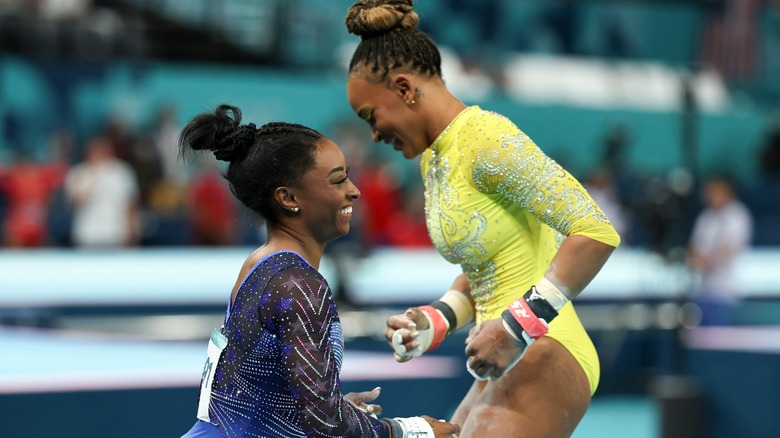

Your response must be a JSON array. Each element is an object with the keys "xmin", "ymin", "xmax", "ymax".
[{"xmin": 336, "ymin": 169, "xmax": 350, "ymax": 185}]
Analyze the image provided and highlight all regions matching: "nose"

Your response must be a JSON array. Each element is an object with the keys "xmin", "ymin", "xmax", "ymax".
[{"xmin": 347, "ymin": 179, "xmax": 361, "ymax": 200}]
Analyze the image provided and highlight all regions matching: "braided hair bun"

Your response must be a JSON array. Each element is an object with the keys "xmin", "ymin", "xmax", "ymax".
[
  {"xmin": 345, "ymin": 0, "xmax": 418, "ymax": 39},
  {"xmin": 178, "ymin": 104, "xmax": 256, "ymax": 163}
]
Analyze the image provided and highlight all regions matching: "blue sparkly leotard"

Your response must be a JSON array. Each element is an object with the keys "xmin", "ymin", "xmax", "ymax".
[{"xmin": 182, "ymin": 251, "xmax": 391, "ymax": 438}]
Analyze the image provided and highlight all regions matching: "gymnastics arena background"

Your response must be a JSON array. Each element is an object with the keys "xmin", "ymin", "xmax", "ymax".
[{"xmin": 2, "ymin": 1, "xmax": 780, "ymax": 437}]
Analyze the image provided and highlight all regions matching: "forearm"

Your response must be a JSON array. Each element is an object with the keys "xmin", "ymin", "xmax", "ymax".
[
  {"xmin": 433, "ymin": 273, "xmax": 475, "ymax": 332},
  {"xmin": 500, "ymin": 235, "xmax": 616, "ymax": 349},
  {"xmin": 286, "ymin": 332, "xmax": 392, "ymax": 435},
  {"xmin": 449, "ymin": 273, "xmax": 472, "ymax": 296},
  {"xmin": 544, "ymin": 234, "xmax": 616, "ymax": 300}
]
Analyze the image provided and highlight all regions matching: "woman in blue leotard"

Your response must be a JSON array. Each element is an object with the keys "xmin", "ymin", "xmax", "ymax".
[{"xmin": 178, "ymin": 104, "xmax": 459, "ymax": 438}]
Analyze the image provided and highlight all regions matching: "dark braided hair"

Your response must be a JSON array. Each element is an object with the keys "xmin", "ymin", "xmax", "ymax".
[
  {"xmin": 345, "ymin": 0, "xmax": 442, "ymax": 81},
  {"xmin": 178, "ymin": 104, "xmax": 323, "ymax": 222}
]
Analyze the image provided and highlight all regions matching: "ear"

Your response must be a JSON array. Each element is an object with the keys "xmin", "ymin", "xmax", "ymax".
[
  {"xmin": 391, "ymin": 73, "xmax": 415, "ymax": 102},
  {"xmin": 274, "ymin": 187, "xmax": 298, "ymax": 211}
]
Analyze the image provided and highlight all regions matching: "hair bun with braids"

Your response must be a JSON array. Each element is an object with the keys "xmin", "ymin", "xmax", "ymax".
[
  {"xmin": 345, "ymin": 0, "xmax": 418, "ymax": 39},
  {"xmin": 214, "ymin": 123, "xmax": 256, "ymax": 162}
]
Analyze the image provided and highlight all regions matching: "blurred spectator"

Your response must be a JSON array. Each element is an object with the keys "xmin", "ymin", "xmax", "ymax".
[
  {"xmin": 150, "ymin": 104, "xmax": 188, "ymax": 185},
  {"xmin": 687, "ymin": 176, "xmax": 753, "ymax": 326},
  {"xmin": 595, "ymin": 123, "xmax": 641, "ymax": 245},
  {"xmin": 64, "ymin": 134, "xmax": 140, "ymax": 247},
  {"xmin": 384, "ymin": 187, "xmax": 432, "ymax": 248},
  {"xmin": 126, "ymin": 135, "xmax": 165, "ymax": 209},
  {"xmin": 356, "ymin": 160, "xmax": 403, "ymax": 247},
  {"xmin": 126, "ymin": 105, "xmax": 191, "ymax": 246},
  {"xmin": 602, "ymin": 123, "xmax": 630, "ymax": 180},
  {"xmin": 102, "ymin": 117, "xmax": 133, "ymax": 162},
  {"xmin": 184, "ymin": 155, "xmax": 237, "ymax": 246},
  {"xmin": 0, "ymin": 151, "xmax": 64, "ymax": 247},
  {"xmin": 46, "ymin": 128, "xmax": 77, "ymax": 246},
  {"xmin": 584, "ymin": 170, "xmax": 630, "ymax": 243}
]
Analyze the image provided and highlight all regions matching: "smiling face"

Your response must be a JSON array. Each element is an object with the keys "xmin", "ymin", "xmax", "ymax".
[
  {"xmin": 347, "ymin": 74, "xmax": 429, "ymax": 160},
  {"xmin": 294, "ymin": 138, "xmax": 361, "ymax": 242}
]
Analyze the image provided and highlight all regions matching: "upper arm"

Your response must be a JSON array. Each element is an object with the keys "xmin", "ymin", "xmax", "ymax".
[{"xmin": 467, "ymin": 115, "xmax": 620, "ymax": 248}]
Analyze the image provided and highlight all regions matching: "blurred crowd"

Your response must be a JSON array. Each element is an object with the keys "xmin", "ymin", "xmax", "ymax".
[
  {"xmin": 2, "ymin": 105, "xmax": 780, "ymax": 256},
  {"xmin": 0, "ymin": 104, "xmax": 244, "ymax": 249},
  {"xmin": 1, "ymin": 0, "xmax": 780, "ymax": 256}
]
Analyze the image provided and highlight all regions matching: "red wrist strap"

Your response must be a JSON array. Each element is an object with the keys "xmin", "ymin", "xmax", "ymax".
[
  {"xmin": 419, "ymin": 305, "xmax": 448, "ymax": 351},
  {"xmin": 507, "ymin": 298, "xmax": 549, "ymax": 339}
]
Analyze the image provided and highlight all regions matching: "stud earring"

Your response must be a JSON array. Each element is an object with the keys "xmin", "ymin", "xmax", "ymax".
[{"xmin": 290, "ymin": 206, "xmax": 299, "ymax": 213}]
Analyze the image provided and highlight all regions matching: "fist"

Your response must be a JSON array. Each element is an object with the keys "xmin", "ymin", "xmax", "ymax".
[{"xmin": 464, "ymin": 319, "xmax": 526, "ymax": 380}]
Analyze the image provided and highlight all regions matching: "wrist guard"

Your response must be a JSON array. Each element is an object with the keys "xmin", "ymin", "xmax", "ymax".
[
  {"xmin": 391, "ymin": 416, "xmax": 435, "ymax": 437},
  {"xmin": 393, "ymin": 289, "xmax": 474, "ymax": 358},
  {"xmin": 391, "ymin": 310, "xmax": 440, "ymax": 359},
  {"xmin": 501, "ymin": 279, "xmax": 567, "ymax": 345},
  {"xmin": 419, "ymin": 288, "xmax": 474, "ymax": 351}
]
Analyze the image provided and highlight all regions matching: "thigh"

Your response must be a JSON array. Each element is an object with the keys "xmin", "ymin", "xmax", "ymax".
[
  {"xmin": 450, "ymin": 379, "xmax": 486, "ymax": 426},
  {"xmin": 459, "ymin": 337, "xmax": 592, "ymax": 438}
]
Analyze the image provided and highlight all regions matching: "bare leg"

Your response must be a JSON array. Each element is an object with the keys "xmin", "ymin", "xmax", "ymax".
[
  {"xmin": 458, "ymin": 337, "xmax": 591, "ymax": 438},
  {"xmin": 450, "ymin": 379, "xmax": 486, "ymax": 426}
]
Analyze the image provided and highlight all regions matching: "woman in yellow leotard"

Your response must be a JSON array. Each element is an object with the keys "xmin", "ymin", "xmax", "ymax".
[{"xmin": 344, "ymin": 1, "xmax": 620, "ymax": 436}]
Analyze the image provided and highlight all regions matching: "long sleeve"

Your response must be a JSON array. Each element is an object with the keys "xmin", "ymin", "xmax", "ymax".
[
  {"xmin": 467, "ymin": 113, "xmax": 621, "ymax": 248},
  {"xmin": 263, "ymin": 267, "xmax": 390, "ymax": 438}
]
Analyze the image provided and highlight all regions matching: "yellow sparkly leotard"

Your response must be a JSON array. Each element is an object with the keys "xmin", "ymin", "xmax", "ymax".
[{"xmin": 421, "ymin": 106, "xmax": 621, "ymax": 395}]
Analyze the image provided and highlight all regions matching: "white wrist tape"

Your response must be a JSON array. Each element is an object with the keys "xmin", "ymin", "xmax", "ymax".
[
  {"xmin": 392, "ymin": 289, "xmax": 473, "ymax": 361},
  {"xmin": 418, "ymin": 310, "xmax": 436, "ymax": 351},
  {"xmin": 438, "ymin": 289, "xmax": 474, "ymax": 328},
  {"xmin": 535, "ymin": 277, "xmax": 569, "ymax": 312},
  {"xmin": 394, "ymin": 416, "xmax": 435, "ymax": 437},
  {"xmin": 391, "ymin": 326, "xmax": 431, "ymax": 360}
]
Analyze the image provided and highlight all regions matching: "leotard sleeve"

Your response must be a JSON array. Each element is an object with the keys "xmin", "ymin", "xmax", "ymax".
[
  {"xmin": 466, "ymin": 112, "xmax": 621, "ymax": 247},
  {"xmin": 263, "ymin": 266, "xmax": 391, "ymax": 437}
]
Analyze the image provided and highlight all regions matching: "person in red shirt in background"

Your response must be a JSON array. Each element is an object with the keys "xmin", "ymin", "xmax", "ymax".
[
  {"xmin": 385, "ymin": 187, "xmax": 432, "ymax": 248},
  {"xmin": 356, "ymin": 160, "xmax": 403, "ymax": 248},
  {"xmin": 185, "ymin": 155, "xmax": 238, "ymax": 246},
  {"xmin": 0, "ymin": 151, "xmax": 65, "ymax": 247}
]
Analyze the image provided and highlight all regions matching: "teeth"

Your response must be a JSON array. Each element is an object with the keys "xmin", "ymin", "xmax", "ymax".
[{"xmin": 340, "ymin": 206, "xmax": 352, "ymax": 214}]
